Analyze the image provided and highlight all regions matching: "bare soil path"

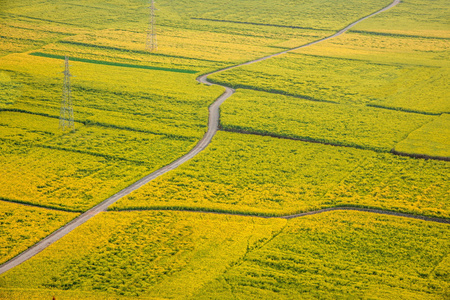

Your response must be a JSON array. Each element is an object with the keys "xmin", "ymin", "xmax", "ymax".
[{"xmin": 0, "ymin": 0, "xmax": 411, "ymax": 276}]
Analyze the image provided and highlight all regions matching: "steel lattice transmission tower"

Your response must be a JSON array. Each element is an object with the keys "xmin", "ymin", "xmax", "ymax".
[
  {"xmin": 146, "ymin": 0, "xmax": 157, "ymax": 51},
  {"xmin": 59, "ymin": 55, "xmax": 75, "ymax": 131}
]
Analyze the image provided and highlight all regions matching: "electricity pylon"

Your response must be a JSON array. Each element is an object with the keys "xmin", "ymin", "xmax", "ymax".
[
  {"xmin": 59, "ymin": 55, "xmax": 75, "ymax": 131},
  {"xmin": 146, "ymin": 0, "xmax": 157, "ymax": 51}
]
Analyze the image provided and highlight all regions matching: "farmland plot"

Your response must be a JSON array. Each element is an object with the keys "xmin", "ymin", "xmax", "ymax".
[
  {"xmin": 112, "ymin": 132, "xmax": 450, "ymax": 218},
  {"xmin": 208, "ymin": 49, "xmax": 449, "ymax": 114},
  {"xmin": 220, "ymin": 89, "xmax": 434, "ymax": 152},
  {"xmin": 0, "ymin": 211, "xmax": 285, "ymax": 299},
  {"xmin": 0, "ymin": 211, "xmax": 447, "ymax": 299},
  {"xmin": 0, "ymin": 0, "xmax": 449, "ymax": 299},
  {"xmin": 195, "ymin": 211, "xmax": 450, "ymax": 299},
  {"xmin": 0, "ymin": 53, "xmax": 222, "ymax": 210}
]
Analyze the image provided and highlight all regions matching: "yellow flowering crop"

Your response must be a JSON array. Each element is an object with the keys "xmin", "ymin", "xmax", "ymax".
[
  {"xmin": 0, "ymin": 201, "xmax": 78, "ymax": 264},
  {"xmin": 394, "ymin": 114, "xmax": 450, "ymax": 159},
  {"xmin": 1, "ymin": 211, "xmax": 447, "ymax": 299},
  {"xmin": 112, "ymin": 132, "xmax": 450, "ymax": 218},
  {"xmin": 220, "ymin": 89, "xmax": 435, "ymax": 152},
  {"xmin": 0, "ymin": 211, "xmax": 285, "ymax": 298},
  {"xmin": 196, "ymin": 211, "xmax": 450, "ymax": 299}
]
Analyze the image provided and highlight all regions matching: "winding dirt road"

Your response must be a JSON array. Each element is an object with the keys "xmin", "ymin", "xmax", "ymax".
[{"xmin": 0, "ymin": 0, "xmax": 410, "ymax": 275}]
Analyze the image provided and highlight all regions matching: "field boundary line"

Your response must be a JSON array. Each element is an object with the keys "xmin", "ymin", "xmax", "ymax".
[
  {"xmin": 219, "ymin": 127, "xmax": 384, "ymax": 152},
  {"xmin": 109, "ymin": 206, "xmax": 450, "ymax": 224},
  {"xmin": 280, "ymin": 206, "xmax": 450, "ymax": 223},
  {"xmin": 55, "ymin": 41, "xmax": 223, "ymax": 63},
  {"xmin": 211, "ymin": 84, "xmax": 443, "ymax": 116},
  {"xmin": 29, "ymin": 52, "xmax": 198, "ymax": 74},
  {"xmin": 221, "ymin": 127, "xmax": 450, "ymax": 161},
  {"xmin": 190, "ymin": 17, "xmax": 329, "ymax": 32},
  {"xmin": 0, "ymin": 0, "xmax": 401, "ymax": 275},
  {"xmin": 391, "ymin": 149, "xmax": 450, "ymax": 162},
  {"xmin": 207, "ymin": 83, "xmax": 338, "ymax": 103},
  {"xmin": 0, "ymin": 108, "xmax": 197, "ymax": 141},
  {"xmin": 366, "ymin": 104, "xmax": 444, "ymax": 116},
  {"xmin": 349, "ymin": 29, "xmax": 450, "ymax": 40},
  {"xmin": 0, "ymin": 198, "xmax": 82, "ymax": 213}
]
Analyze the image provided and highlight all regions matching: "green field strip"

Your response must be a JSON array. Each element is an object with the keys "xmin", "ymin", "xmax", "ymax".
[
  {"xmin": 65, "ymin": 3, "xmax": 112, "ymax": 11},
  {"xmin": 56, "ymin": 40, "xmax": 224, "ymax": 64},
  {"xmin": 0, "ymin": 109, "xmax": 198, "ymax": 142},
  {"xmin": 349, "ymin": 29, "xmax": 450, "ymax": 40},
  {"xmin": 34, "ymin": 144, "xmax": 149, "ymax": 165},
  {"xmin": 219, "ymin": 127, "xmax": 376, "ymax": 152},
  {"xmin": 367, "ymin": 104, "xmax": 444, "ymax": 116},
  {"xmin": 190, "ymin": 18, "xmax": 328, "ymax": 31},
  {"xmin": 3, "ymin": 13, "xmax": 80, "ymax": 28},
  {"xmin": 208, "ymin": 82, "xmax": 339, "ymax": 104},
  {"xmin": 0, "ymin": 35, "xmax": 45, "ymax": 44},
  {"xmin": 2, "ymin": 24, "xmax": 76, "ymax": 37},
  {"xmin": 0, "ymin": 109, "xmax": 199, "ymax": 142},
  {"xmin": 108, "ymin": 205, "xmax": 279, "ymax": 217},
  {"xmin": 0, "ymin": 108, "xmax": 59, "ymax": 119},
  {"xmin": 29, "ymin": 52, "xmax": 199, "ymax": 74},
  {"xmin": 83, "ymin": 120, "xmax": 198, "ymax": 142},
  {"xmin": 289, "ymin": 51, "xmax": 442, "ymax": 70}
]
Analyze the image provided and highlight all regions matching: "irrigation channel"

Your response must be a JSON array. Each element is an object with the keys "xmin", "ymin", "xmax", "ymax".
[{"xmin": 4, "ymin": 0, "xmax": 445, "ymax": 277}]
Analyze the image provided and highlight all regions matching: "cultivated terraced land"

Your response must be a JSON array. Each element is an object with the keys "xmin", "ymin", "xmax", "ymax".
[{"xmin": 0, "ymin": 0, "xmax": 449, "ymax": 299}]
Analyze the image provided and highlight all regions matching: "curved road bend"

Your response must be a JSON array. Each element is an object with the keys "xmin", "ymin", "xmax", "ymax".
[{"xmin": 0, "ymin": 0, "xmax": 401, "ymax": 275}]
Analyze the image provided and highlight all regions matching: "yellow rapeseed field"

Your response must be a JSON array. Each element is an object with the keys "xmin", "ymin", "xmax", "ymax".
[
  {"xmin": 112, "ymin": 132, "xmax": 450, "ymax": 218},
  {"xmin": 394, "ymin": 114, "xmax": 450, "ymax": 159},
  {"xmin": 0, "ymin": 211, "xmax": 286, "ymax": 299},
  {"xmin": 196, "ymin": 211, "xmax": 450, "ymax": 299},
  {"xmin": 220, "ymin": 89, "xmax": 435, "ymax": 152},
  {"xmin": 0, "ymin": 201, "xmax": 77, "ymax": 264},
  {"xmin": 0, "ymin": 0, "xmax": 448, "ymax": 299},
  {"xmin": 0, "ymin": 211, "xmax": 447, "ymax": 299}
]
